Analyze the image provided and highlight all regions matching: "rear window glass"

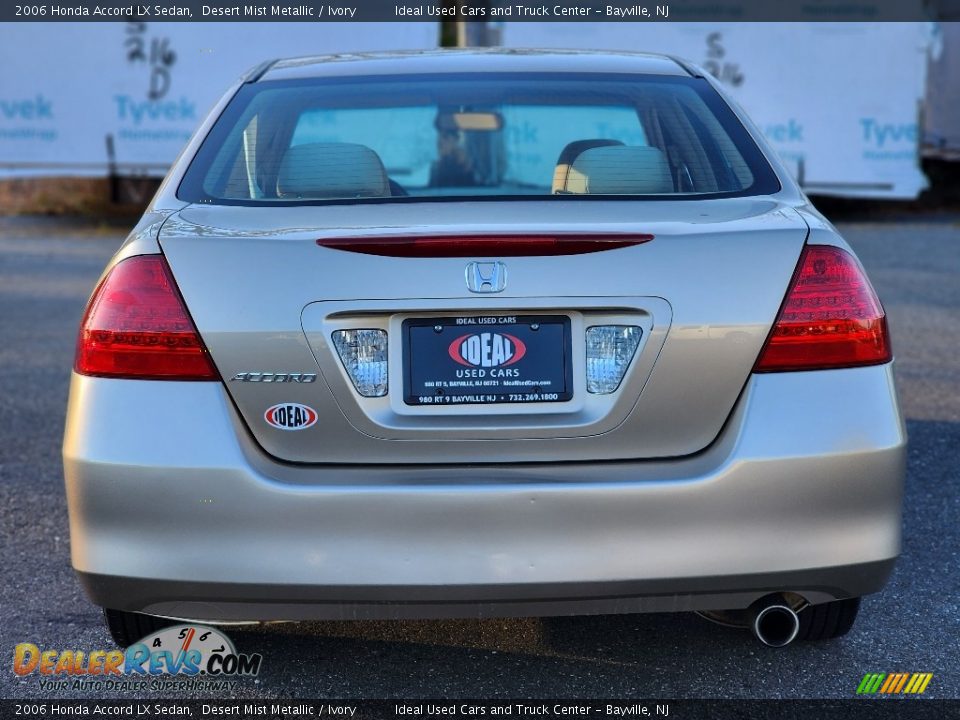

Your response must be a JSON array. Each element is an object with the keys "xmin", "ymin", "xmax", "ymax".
[{"xmin": 178, "ymin": 73, "xmax": 780, "ymax": 205}]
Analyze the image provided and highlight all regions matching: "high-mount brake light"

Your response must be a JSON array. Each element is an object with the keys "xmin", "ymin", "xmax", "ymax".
[
  {"xmin": 74, "ymin": 255, "xmax": 218, "ymax": 380},
  {"xmin": 316, "ymin": 234, "xmax": 653, "ymax": 258}
]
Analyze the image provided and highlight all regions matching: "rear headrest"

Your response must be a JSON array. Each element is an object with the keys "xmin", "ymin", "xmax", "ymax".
[
  {"xmin": 561, "ymin": 145, "xmax": 673, "ymax": 195},
  {"xmin": 551, "ymin": 139, "xmax": 624, "ymax": 193},
  {"xmin": 276, "ymin": 142, "xmax": 390, "ymax": 199}
]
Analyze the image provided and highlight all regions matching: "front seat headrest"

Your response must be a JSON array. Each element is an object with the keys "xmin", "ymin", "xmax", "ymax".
[
  {"xmin": 551, "ymin": 139, "xmax": 624, "ymax": 194},
  {"xmin": 561, "ymin": 145, "xmax": 674, "ymax": 195},
  {"xmin": 276, "ymin": 142, "xmax": 390, "ymax": 199}
]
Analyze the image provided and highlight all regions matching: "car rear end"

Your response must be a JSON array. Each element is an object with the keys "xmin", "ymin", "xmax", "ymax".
[{"xmin": 63, "ymin": 51, "xmax": 905, "ymax": 641}]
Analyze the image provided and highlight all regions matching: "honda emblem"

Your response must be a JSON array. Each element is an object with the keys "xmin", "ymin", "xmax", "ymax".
[{"xmin": 465, "ymin": 261, "xmax": 507, "ymax": 293}]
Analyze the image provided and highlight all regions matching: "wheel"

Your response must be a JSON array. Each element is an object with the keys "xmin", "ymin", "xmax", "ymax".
[
  {"xmin": 103, "ymin": 608, "xmax": 178, "ymax": 648},
  {"xmin": 795, "ymin": 597, "xmax": 861, "ymax": 641}
]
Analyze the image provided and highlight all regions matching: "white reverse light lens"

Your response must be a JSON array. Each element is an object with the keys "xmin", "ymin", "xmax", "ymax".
[
  {"xmin": 586, "ymin": 325, "xmax": 642, "ymax": 394},
  {"xmin": 331, "ymin": 329, "xmax": 388, "ymax": 397}
]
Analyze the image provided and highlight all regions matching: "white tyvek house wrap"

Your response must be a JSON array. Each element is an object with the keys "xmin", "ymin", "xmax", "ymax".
[
  {"xmin": 500, "ymin": 22, "xmax": 934, "ymax": 199},
  {"xmin": 0, "ymin": 22, "xmax": 438, "ymax": 178}
]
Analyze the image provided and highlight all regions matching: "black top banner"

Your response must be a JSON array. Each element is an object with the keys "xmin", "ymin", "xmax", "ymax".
[
  {"xmin": 0, "ymin": 700, "xmax": 956, "ymax": 720},
  {"xmin": 1, "ymin": 0, "xmax": 955, "ymax": 23}
]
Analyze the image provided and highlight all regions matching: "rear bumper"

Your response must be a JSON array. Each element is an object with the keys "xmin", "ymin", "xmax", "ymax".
[
  {"xmin": 77, "ymin": 562, "xmax": 895, "ymax": 621},
  {"xmin": 63, "ymin": 364, "xmax": 905, "ymax": 621}
]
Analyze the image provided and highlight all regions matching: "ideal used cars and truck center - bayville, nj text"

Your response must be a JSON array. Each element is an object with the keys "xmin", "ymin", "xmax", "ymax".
[{"xmin": 25, "ymin": 4, "xmax": 668, "ymax": 19}]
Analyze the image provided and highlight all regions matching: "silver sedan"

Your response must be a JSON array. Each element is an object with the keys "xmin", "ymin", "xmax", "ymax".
[{"xmin": 63, "ymin": 50, "xmax": 905, "ymax": 649}]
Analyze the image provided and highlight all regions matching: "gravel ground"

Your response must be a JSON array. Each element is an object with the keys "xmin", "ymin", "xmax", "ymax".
[{"xmin": 0, "ymin": 214, "xmax": 957, "ymax": 701}]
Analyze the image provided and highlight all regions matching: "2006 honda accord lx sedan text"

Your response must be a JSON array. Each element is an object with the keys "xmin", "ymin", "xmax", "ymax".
[{"xmin": 63, "ymin": 49, "xmax": 905, "ymax": 648}]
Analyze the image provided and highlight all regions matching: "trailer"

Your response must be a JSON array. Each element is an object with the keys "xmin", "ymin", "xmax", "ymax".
[
  {"xmin": 925, "ymin": 21, "xmax": 960, "ymax": 161},
  {"xmin": 499, "ymin": 22, "xmax": 935, "ymax": 199}
]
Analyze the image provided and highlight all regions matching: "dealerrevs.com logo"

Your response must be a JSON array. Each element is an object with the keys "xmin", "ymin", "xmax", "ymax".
[
  {"xmin": 449, "ymin": 332, "xmax": 526, "ymax": 368},
  {"xmin": 13, "ymin": 625, "xmax": 262, "ymax": 692}
]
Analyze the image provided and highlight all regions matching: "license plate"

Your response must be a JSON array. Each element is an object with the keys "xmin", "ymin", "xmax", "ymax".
[{"xmin": 403, "ymin": 315, "xmax": 572, "ymax": 406}]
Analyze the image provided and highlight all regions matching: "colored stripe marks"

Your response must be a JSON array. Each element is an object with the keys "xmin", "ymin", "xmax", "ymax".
[{"xmin": 857, "ymin": 672, "xmax": 933, "ymax": 695}]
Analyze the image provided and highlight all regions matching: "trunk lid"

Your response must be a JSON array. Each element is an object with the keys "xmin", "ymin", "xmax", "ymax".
[{"xmin": 159, "ymin": 198, "xmax": 807, "ymax": 464}]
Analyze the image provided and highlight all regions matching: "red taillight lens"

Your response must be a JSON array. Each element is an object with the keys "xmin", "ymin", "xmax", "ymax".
[
  {"xmin": 755, "ymin": 244, "xmax": 891, "ymax": 372},
  {"xmin": 317, "ymin": 234, "xmax": 653, "ymax": 257},
  {"xmin": 75, "ymin": 255, "xmax": 218, "ymax": 380}
]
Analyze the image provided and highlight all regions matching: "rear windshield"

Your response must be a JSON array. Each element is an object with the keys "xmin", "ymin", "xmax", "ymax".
[{"xmin": 178, "ymin": 72, "xmax": 780, "ymax": 205}]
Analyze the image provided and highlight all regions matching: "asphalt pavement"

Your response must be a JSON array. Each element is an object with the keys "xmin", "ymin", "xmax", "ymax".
[{"xmin": 0, "ymin": 213, "xmax": 957, "ymax": 701}]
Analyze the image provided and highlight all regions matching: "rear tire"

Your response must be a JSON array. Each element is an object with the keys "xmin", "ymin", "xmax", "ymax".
[
  {"xmin": 103, "ymin": 608, "xmax": 177, "ymax": 648},
  {"xmin": 795, "ymin": 597, "xmax": 861, "ymax": 641}
]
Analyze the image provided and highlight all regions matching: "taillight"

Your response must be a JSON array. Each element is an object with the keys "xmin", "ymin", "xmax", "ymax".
[
  {"xmin": 75, "ymin": 255, "xmax": 218, "ymax": 380},
  {"xmin": 755, "ymin": 244, "xmax": 891, "ymax": 372}
]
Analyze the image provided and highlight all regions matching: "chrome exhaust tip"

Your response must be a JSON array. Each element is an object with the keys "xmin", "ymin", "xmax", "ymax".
[{"xmin": 751, "ymin": 599, "xmax": 801, "ymax": 647}]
